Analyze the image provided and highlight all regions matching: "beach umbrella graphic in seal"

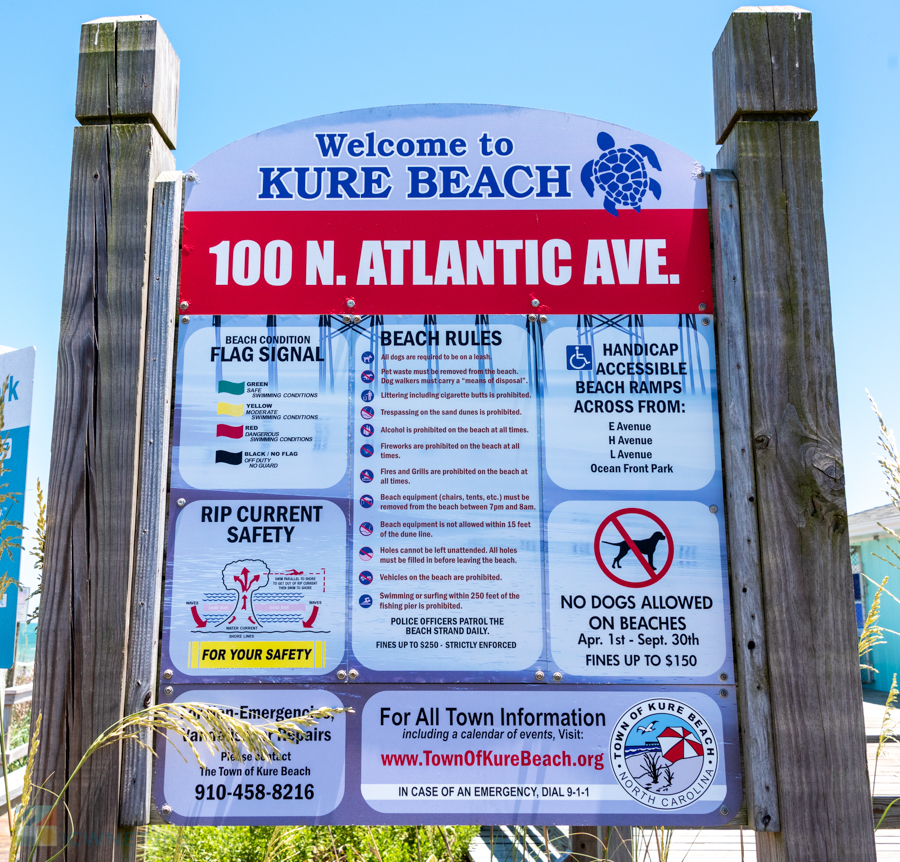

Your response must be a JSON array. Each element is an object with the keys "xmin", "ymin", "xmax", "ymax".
[{"xmin": 656, "ymin": 726, "xmax": 703, "ymax": 763}]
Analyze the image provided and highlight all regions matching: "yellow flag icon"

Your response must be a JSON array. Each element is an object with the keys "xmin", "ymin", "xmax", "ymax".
[{"xmin": 217, "ymin": 402, "xmax": 244, "ymax": 417}]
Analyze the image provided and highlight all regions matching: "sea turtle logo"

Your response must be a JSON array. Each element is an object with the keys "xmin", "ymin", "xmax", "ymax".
[
  {"xmin": 609, "ymin": 698, "xmax": 718, "ymax": 809},
  {"xmin": 581, "ymin": 132, "xmax": 662, "ymax": 217}
]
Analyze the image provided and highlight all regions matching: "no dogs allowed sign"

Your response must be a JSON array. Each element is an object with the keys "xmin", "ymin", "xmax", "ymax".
[
  {"xmin": 594, "ymin": 508, "xmax": 675, "ymax": 587},
  {"xmin": 157, "ymin": 105, "xmax": 740, "ymax": 826}
]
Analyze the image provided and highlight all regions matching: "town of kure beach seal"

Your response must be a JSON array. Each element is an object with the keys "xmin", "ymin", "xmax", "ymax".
[{"xmin": 610, "ymin": 698, "xmax": 718, "ymax": 809}]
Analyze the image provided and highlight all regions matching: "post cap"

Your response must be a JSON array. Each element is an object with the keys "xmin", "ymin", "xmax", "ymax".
[
  {"xmin": 76, "ymin": 16, "xmax": 179, "ymax": 149},
  {"xmin": 713, "ymin": 6, "xmax": 816, "ymax": 144}
]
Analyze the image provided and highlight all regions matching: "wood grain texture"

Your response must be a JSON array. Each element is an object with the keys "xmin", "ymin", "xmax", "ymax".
[
  {"xmin": 77, "ymin": 17, "xmax": 179, "ymax": 149},
  {"xmin": 765, "ymin": 8, "xmax": 817, "ymax": 117},
  {"xmin": 113, "ymin": 19, "xmax": 179, "ymax": 149},
  {"xmin": 713, "ymin": 9, "xmax": 771, "ymax": 144},
  {"xmin": 30, "ymin": 123, "xmax": 110, "ymax": 862},
  {"xmin": 713, "ymin": 7, "xmax": 816, "ymax": 144},
  {"xmin": 709, "ymin": 169, "xmax": 780, "ymax": 833},
  {"xmin": 30, "ymin": 122, "xmax": 174, "ymax": 862},
  {"xmin": 119, "ymin": 172, "xmax": 182, "ymax": 829},
  {"xmin": 75, "ymin": 21, "xmax": 117, "ymax": 121},
  {"xmin": 717, "ymin": 120, "xmax": 875, "ymax": 861}
]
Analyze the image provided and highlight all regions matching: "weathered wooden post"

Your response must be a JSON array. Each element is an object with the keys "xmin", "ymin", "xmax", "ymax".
[
  {"xmin": 713, "ymin": 7, "xmax": 875, "ymax": 860},
  {"xmin": 117, "ymin": 170, "xmax": 182, "ymax": 850},
  {"xmin": 30, "ymin": 16, "xmax": 178, "ymax": 861},
  {"xmin": 709, "ymin": 168, "xmax": 781, "ymax": 835}
]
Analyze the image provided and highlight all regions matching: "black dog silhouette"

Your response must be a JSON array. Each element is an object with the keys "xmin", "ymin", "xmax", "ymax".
[{"xmin": 603, "ymin": 531, "xmax": 667, "ymax": 570}]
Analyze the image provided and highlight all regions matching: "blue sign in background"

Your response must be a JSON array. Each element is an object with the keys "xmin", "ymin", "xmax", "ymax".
[
  {"xmin": 0, "ymin": 346, "xmax": 35, "ymax": 669},
  {"xmin": 0, "ymin": 425, "xmax": 29, "ymax": 667}
]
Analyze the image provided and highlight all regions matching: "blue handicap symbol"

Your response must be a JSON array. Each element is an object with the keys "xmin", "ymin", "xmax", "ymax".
[{"xmin": 566, "ymin": 344, "xmax": 593, "ymax": 370}]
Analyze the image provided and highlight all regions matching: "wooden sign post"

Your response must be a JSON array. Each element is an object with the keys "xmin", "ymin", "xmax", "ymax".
[
  {"xmin": 29, "ymin": 15, "xmax": 178, "ymax": 862},
  {"xmin": 712, "ymin": 7, "xmax": 876, "ymax": 861}
]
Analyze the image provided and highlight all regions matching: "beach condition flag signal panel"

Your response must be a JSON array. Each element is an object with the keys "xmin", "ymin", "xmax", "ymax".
[
  {"xmin": 156, "ymin": 105, "xmax": 742, "ymax": 827},
  {"xmin": 216, "ymin": 380, "xmax": 245, "ymax": 462}
]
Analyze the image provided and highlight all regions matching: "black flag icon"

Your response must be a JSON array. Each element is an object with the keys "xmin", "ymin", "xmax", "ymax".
[{"xmin": 215, "ymin": 450, "xmax": 243, "ymax": 466}]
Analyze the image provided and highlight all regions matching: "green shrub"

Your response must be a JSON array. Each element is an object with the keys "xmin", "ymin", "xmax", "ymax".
[{"xmin": 143, "ymin": 823, "xmax": 479, "ymax": 862}]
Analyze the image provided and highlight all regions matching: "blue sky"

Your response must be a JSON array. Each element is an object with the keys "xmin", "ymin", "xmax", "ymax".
[{"xmin": 1, "ymin": 0, "xmax": 898, "ymax": 589}]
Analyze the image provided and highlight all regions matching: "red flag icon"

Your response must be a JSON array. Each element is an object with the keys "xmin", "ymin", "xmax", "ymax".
[{"xmin": 217, "ymin": 424, "xmax": 244, "ymax": 439}]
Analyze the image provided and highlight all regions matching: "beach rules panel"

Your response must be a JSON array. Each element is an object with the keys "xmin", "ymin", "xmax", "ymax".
[{"xmin": 158, "ymin": 105, "xmax": 740, "ymax": 825}]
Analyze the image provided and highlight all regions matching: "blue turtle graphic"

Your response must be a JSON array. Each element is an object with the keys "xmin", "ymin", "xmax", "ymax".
[{"xmin": 581, "ymin": 132, "xmax": 662, "ymax": 217}]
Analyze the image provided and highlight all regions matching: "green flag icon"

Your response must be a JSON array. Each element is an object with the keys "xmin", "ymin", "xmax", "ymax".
[{"xmin": 218, "ymin": 380, "xmax": 245, "ymax": 396}]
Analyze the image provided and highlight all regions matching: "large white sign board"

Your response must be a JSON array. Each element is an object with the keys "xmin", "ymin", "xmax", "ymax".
[{"xmin": 158, "ymin": 104, "xmax": 741, "ymax": 826}]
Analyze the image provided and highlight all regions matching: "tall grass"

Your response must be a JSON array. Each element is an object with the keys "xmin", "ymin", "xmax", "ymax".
[
  {"xmin": 863, "ymin": 395, "xmax": 900, "ymax": 830},
  {"xmin": 142, "ymin": 824, "xmax": 478, "ymax": 862},
  {"xmin": 26, "ymin": 477, "xmax": 45, "ymax": 624},
  {"xmin": 862, "ymin": 397, "xmax": 900, "ymax": 667},
  {"xmin": 10, "ymin": 703, "xmax": 350, "ymax": 861}
]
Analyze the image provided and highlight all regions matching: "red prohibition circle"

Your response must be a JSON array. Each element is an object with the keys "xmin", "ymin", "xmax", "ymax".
[{"xmin": 593, "ymin": 507, "xmax": 674, "ymax": 588}]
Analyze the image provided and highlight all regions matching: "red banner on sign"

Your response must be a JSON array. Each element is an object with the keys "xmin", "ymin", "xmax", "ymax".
[{"xmin": 180, "ymin": 209, "xmax": 712, "ymax": 315}]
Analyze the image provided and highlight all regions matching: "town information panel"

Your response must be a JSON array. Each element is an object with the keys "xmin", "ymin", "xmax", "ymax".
[{"xmin": 157, "ymin": 105, "xmax": 741, "ymax": 826}]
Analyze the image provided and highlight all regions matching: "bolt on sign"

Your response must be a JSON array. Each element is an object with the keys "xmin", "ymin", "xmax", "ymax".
[{"xmin": 157, "ymin": 105, "xmax": 741, "ymax": 825}]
